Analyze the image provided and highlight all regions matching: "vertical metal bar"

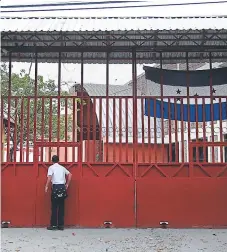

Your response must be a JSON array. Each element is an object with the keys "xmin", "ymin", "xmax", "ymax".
[
  {"xmin": 7, "ymin": 52, "xmax": 12, "ymax": 162},
  {"xmin": 174, "ymin": 98, "xmax": 179, "ymax": 162},
  {"xmin": 209, "ymin": 52, "xmax": 215, "ymax": 163},
  {"xmin": 87, "ymin": 98, "xmax": 91, "ymax": 162},
  {"xmin": 189, "ymin": 142, "xmax": 193, "ymax": 168},
  {"xmin": 106, "ymin": 52, "xmax": 110, "ymax": 162},
  {"xmin": 160, "ymin": 53, "xmax": 164, "ymax": 163},
  {"xmin": 168, "ymin": 98, "xmax": 172, "ymax": 162},
  {"xmin": 57, "ymin": 96, "xmax": 60, "ymax": 158},
  {"xmin": 147, "ymin": 97, "xmax": 151, "ymax": 162},
  {"xmin": 13, "ymin": 98, "xmax": 18, "ymax": 162},
  {"xmin": 141, "ymin": 97, "xmax": 145, "ymax": 163},
  {"xmin": 58, "ymin": 52, "xmax": 61, "ymax": 96},
  {"xmin": 26, "ymin": 98, "xmax": 30, "ymax": 162},
  {"xmin": 1, "ymin": 97, "xmax": 4, "ymax": 162},
  {"xmin": 78, "ymin": 53, "xmax": 84, "ymax": 226},
  {"xmin": 186, "ymin": 53, "xmax": 191, "ymax": 165},
  {"xmin": 154, "ymin": 97, "xmax": 157, "ymax": 162},
  {"xmin": 119, "ymin": 98, "xmax": 122, "ymax": 162},
  {"xmin": 79, "ymin": 52, "xmax": 84, "ymax": 165},
  {"xmin": 48, "ymin": 97, "xmax": 52, "ymax": 162},
  {"xmin": 34, "ymin": 52, "xmax": 38, "ymax": 162},
  {"xmin": 186, "ymin": 53, "xmax": 193, "ymax": 177},
  {"xmin": 225, "ymin": 99, "xmax": 227, "ymax": 162},
  {"xmin": 225, "ymin": 98, "xmax": 227, "ymax": 162},
  {"xmin": 20, "ymin": 98, "xmax": 24, "ymax": 162},
  {"xmin": 23, "ymin": 143, "xmax": 25, "ymax": 162},
  {"xmin": 65, "ymin": 97, "xmax": 68, "ymax": 162},
  {"xmin": 180, "ymin": 98, "xmax": 185, "ymax": 162},
  {"xmin": 132, "ymin": 50, "xmax": 138, "ymax": 165},
  {"xmin": 92, "ymin": 98, "xmax": 96, "ymax": 162},
  {"xmin": 113, "ymin": 98, "xmax": 116, "ymax": 162},
  {"xmin": 195, "ymin": 97, "xmax": 199, "ymax": 162},
  {"xmin": 132, "ymin": 49, "xmax": 138, "ymax": 228},
  {"xmin": 202, "ymin": 98, "xmax": 207, "ymax": 162},
  {"xmin": 219, "ymin": 97, "xmax": 223, "ymax": 162},
  {"xmin": 125, "ymin": 98, "xmax": 129, "ymax": 162},
  {"xmin": 41, "ymin": 97, "xmax": 45, "ymax": 162},
  {"xmin": 57, "ymin": 52, "xmax": 61, "ymax": 157},
  {"xmin": 99, "ymin": 97, "xmax": 103, "ymax": 162},
  {"xmin": 72, "ymin": 97, "xmax": 76, "ymax": 162}
]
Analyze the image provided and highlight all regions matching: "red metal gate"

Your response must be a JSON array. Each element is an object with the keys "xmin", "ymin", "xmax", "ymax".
[
  {"xmin": 1, "ymin": 142, "xmax": 81, "ymax": 227},
  {"xmin": 1, "ymin": 163, "xmax": 37, "ymax": 227},
  {"xmin": 1, "ymin": 50, "xmax": 227, "ymax": 228},
  {"xmin": 136, "ymin": 142, "xmax": 227, "ymax": 228},
  {"xmin": 2, "ymin": 105, "xmax": 227, "ymax": 227},
  {"xmin": 79, "ymin": 163, "xmax": 135, "ymax": 227},
  {"xmin": 1, "ymin": 141, "xmax": 136, "ymax": 227}
]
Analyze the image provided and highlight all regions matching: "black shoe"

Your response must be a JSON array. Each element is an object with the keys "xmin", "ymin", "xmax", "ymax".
[
  {"xmin": 58, "ymin": 226, "xmax": 64, "ymax": 231},
  {"xmin": 47, "ymin": 226, "xmax": 57, "ymax": 230}
]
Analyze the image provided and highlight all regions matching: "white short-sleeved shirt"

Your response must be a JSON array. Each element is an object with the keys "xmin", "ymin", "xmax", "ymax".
[{"xmin": 47, "ymin": 163, "xmax": 70, "ymax": 185}]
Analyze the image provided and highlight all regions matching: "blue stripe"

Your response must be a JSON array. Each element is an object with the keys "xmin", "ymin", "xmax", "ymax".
[{"xmin": 144, "ymin": 99, "xmax": 227, "ymax": 122}]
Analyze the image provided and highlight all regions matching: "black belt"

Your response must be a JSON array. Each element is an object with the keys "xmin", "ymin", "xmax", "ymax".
[{"xmin": 52, "ymin": 184, "xmax": 65, "ymax": 187}]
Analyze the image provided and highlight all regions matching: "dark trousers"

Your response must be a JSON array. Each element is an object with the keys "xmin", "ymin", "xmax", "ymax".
[
  {"xmin": 50, "ymin": 197, "xmax": 65, "ymax": 227},
  {"xmin": 50, "ymin": 184, "xmax": 66, "ymax": 227}
]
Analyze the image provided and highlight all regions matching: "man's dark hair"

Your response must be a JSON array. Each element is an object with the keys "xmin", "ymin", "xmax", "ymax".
[{"xmin": 52, "ymin": 155, "xmax": 59, "ymax": 163}]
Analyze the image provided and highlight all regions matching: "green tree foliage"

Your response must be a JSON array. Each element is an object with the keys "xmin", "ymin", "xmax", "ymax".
[{"xmin": 1, "ymin": 63, "xmax": 81, "ymax": 161}]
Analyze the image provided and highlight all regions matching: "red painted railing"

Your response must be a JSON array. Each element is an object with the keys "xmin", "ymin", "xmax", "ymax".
[{"xmin": 2, "ymin": 95, "xmax": 227, "ymax": 164}]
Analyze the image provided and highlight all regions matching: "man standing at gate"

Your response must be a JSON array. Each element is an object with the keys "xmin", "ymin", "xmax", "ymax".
[{"xmin": 45, "ymin": 155, "xmax": 72, "ymax": 231}]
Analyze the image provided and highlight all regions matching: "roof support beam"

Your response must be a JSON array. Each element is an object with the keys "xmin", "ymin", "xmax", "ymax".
[{"xmin": 2, "ymin": 45, "xmax": 227, "ymax": 53}]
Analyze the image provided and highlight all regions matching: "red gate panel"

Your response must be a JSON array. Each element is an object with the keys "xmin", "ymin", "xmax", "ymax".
[
  {"xmin": 1, "ymin": 164, "xmax": 36, "ymax": 227},
  {"xmin": 35, "ymin": 163, "xmax": 51, "ymax": 226},
  {"xmin": 136, "ymin": 163, "xmax": 227, "ymax": 228},
  {"xmin": 79, "ymin": 163, "xmax": 135, "ymax": 227},
  {"xmin": 64, "ymin": 163, "xmax": 80, "ymax": 226}
]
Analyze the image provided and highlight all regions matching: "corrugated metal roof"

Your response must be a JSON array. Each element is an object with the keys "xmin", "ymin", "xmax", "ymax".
[
  {"xmin": 83, "ymin": 83, "xmax": 132, "ymax": 96},
  {"xmin": 2, "ymin": 16, "xmax": 227, "ymax": 64},
  {"xmin": 220, "ymin": 62, "xmax": 227, "ymax": 68},
  {"xmin": 70, "ymin": 83, "xmax": 132, "ymax": 96},
  {"xmin": 1, "ymin": 16, "xmax": 227, "ymax": 32}
]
